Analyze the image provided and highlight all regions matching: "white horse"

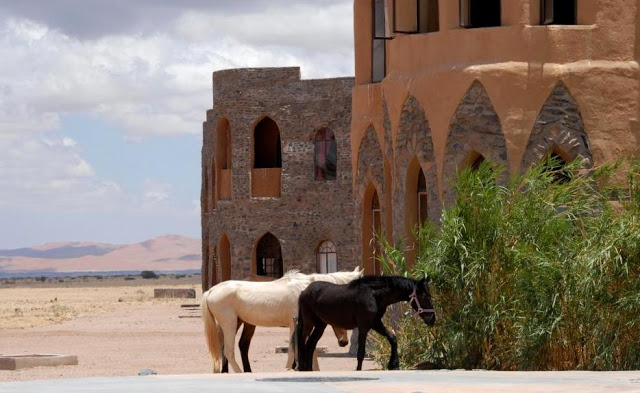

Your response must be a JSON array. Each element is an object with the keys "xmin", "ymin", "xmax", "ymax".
[{"xmin": 201, "ymin": 267, "xmax": 363, "ymax": 373}]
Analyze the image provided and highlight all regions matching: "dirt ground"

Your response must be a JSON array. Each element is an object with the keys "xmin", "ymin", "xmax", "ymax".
[{"xmin": 0, "ymin": 275, "xmax": 376, "ymax": 381}]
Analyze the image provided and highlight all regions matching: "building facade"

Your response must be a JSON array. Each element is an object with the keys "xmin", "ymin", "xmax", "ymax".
[
  {"xmin": 201, "ymin": 68, "xmax": 356, "ymax": 290},
  {"xmin": 352, "ymin": 0, "xmax": 640, "ymax": 270}
]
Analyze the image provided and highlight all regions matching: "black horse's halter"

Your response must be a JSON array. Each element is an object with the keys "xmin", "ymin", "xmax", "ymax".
[{"xmin": 408, "ymin": 287, "xmax": 436, "ymax": 316}]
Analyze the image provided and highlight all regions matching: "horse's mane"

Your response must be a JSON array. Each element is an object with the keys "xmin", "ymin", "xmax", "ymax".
[{"xmin": 308, "ymin": 267, "xmax": 363, "ymax": 284}]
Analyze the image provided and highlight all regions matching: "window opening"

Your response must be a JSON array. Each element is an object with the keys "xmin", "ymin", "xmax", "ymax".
[
  {"xmin": 316, "ymin": 241, "xmax": 337, "ymax": 273},
  {"xmin": 460, "ymin": 0, "xmax": 501, "ymax": 28},
  {"xmin": 541, "ymin": 0, "xmax": 576, "ymax": 25},
  {"xmin": 372, "ymin": 0, "xmax": 390, "ymax": 83},
  {"xmin": 254, "ymin": 117, "xmax": 282, "ymax": 169},
  {"xmin": 314, "ymin": 129, "xmax": 337, "ymax": 180}
]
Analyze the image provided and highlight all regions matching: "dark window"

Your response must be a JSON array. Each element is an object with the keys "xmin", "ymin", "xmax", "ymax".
[
  {"xmin": 460, "ymin": 0, "xmax": 501, "ymax": 28},
  {"xmin": 395, "ymin": 0, "xmax": 439, "ymax": 33},
  {"xmin": 254, "ymin": 117, "xmax": 281, "ymax": 169},
  {"xmin": 314, "ymin": 129, "xmax": 337, "ymax": 180},
  {"xmin": 372, "ymin": 0, "xmax": 387, "ymax": 83},
  {"xmin": 542, "ymin": 0, "xmax": 576, "ymax": 25}
]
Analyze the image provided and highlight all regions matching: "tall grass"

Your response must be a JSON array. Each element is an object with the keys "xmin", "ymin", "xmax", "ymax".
[{"xmin": 371, "ymin": 157, "xmax": 640, "ymax": 370}]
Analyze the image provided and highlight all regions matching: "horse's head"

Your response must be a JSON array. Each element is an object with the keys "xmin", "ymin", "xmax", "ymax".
[{"xmin": 410, "ymin": 277, "xmax": 436, "ymax": 326}]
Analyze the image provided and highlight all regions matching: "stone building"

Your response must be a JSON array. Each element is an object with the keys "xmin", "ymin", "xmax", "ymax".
[
  {"xmin": 351, "ymin": 0, "xmax": 640, "ymax": 270},
  {"xmin": 200, "ymin": 68, "xmax": 356, "ymax": 290}
]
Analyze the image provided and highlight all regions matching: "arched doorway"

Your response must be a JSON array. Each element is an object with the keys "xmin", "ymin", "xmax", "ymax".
[
  {"xmin": 255, "ymin": 232, "xmax": 283, "ymax": 278},
  {"xmin": 316, "ymin": 241, "xmax": 337, "ymax": 273},
  {"xmin": 219, "ymin": 234, "xmax": 231, "ymax": 281}
]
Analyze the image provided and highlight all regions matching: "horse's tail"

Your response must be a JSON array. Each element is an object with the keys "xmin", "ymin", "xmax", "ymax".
[{"xmin": 201, "ymin": 292, "xmax": 223, "ymax": 373}]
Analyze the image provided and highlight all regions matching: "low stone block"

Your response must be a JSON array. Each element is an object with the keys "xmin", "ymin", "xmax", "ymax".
[
  {"xmin": 153, "ymin": 288, "xmax": 196, "ymax": 298},
  {"xmin": 0, "ymin": 354, "xmax": 78, "ymax": 370}
]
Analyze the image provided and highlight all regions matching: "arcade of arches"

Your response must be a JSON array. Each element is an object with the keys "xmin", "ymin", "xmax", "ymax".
[{"xmin": 354, "ymin": 80, "xmax": 593, "ymax": 271}]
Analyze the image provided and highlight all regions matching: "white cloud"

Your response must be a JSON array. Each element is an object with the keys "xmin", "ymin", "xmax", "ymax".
[
  {"xmin": 0, "ymin": 5, "xmax": 353, "ymax": 138},
  {"xmin": 0, "ymin": 134, "xmax": 119, "ymax": 209}
]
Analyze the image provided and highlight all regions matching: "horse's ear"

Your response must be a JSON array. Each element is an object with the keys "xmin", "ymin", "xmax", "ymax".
[{"xmin": 423, "ymin": 274, "xmax": 430, "ymax": 284}]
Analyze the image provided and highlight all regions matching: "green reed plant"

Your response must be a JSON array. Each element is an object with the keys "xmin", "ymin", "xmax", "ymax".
[{"xmin": 370, "ymin": 157, "xmax": 640, "ymax": 370}]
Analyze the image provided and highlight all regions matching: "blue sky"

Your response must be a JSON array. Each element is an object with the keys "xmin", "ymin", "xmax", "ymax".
[{"xmin": 0, "ymin": 1, "xmax": 354, "ymax": 248}]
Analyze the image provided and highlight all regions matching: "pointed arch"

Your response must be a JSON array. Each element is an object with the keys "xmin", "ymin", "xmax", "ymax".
[
  {"xmin": 521, "ymin": 82, "xmax": 592, "ymax": 171},
  {"xmin": 253, "ymin": 116, "xmax": 282, "ymax": 169},
  {"xmin": 356, "ymin": 126, "xmax": 386, "ymax": 196},
  {"xmin": 444, "ymin": 81, "xmax": 507, "ymax": 204},
  {"xmin": 219, "ymin": 233, "xmax": 231, "ymax": 281},
  {"xmin": 252, "ymin": 116, "xmax": 282, "ymax": 197},
  {"xmin": 356, "ymin": 126, "xmax": 386, "ymax": 273},
  {"xmin": 394, "ymin": 96, "xmax": 440, "ymax": 243},
  {"xmin": 254, "ymin": 232, "xmax": 283, "ymax": 278}
]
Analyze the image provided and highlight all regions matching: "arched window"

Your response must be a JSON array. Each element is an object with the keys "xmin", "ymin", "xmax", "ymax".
[
  {"xmin": 417, "ymin": 168, "xmax": 428, "ymax": 227},
  {"xmin": 370, "ymin": 191, "xmax": 382, "ymax": 275},
  {"xmin": 542, "ymin": 0, "xmax": 576, "ymax": 25},
  {"xmin": 255, "ymin": 232, "xmax": 283, "ymax": 278},
  {"xmin": 314, "ymin": 129, "xmax": 337, "ymax": 180},
  {"xmin": 460, "ymin": 0, "xmax": 501, "ymax": 28},
  {"xmin": 254, "ymin": 117, "xmax": 281, "ymax": 169},
  {"xmin": 316, "ymin": 241, "xmax": 337, "ymax": 273}
]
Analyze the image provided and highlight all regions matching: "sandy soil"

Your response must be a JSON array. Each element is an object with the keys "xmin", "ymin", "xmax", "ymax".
[{"xmin": 0, "ymin": 276, "xmax": 376, "ymax": 381}]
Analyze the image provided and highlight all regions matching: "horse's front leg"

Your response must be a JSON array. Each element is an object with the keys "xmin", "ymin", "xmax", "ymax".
[
  {"xmin": 304, "ymin": 322, "xmax": 326, "ymax": 371},
  {"xmin": 239, "ymin": 323, "xmax": 256, "ymax": 372},
  {"xmin": 372, "ymin": 320, "xmax": 398, "ymax": 370},
  {"xmin": 356, "ymin": 327, "xmax": 370, "ymax": 371}
]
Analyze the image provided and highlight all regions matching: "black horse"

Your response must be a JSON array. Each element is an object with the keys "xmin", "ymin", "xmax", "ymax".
[{"xmin": 296, "ymin": 276, "xmax": 436, "ymax": 371}]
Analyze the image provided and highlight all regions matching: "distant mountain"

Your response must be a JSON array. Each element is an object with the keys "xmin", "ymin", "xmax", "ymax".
[{"xmin": 0, "ymin": 235, "xmax": 202, "ymax": 274}]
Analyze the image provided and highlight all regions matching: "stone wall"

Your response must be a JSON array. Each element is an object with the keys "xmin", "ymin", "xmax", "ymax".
[{"xmin": 201, "ymin": 68, "xmax": 356, "ymax": 289}]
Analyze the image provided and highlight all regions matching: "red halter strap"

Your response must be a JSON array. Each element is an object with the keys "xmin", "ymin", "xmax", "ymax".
[{"xmin": 408, "ymin": 287, "xmax": 436, "ymax": 315}]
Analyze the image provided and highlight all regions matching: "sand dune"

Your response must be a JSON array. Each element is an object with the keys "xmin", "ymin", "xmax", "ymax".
[{"xmin": 0, "ymin": 235, "xmax": 201, "ymax": 274}]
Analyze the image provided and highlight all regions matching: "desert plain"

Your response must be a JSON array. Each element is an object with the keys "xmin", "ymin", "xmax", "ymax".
[{"xmin": 0, "ymin": 274, "xmax": 375, "ymax": 382}]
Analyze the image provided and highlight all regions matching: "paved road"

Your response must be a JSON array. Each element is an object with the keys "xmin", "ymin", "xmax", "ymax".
[{"xmin": 2, "ymin": 370, "xmax": 640, "ymax": 393}]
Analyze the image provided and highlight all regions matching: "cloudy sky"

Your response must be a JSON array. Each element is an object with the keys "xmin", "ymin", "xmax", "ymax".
[{"xmin": 0, "ymin": 0, "xmax": 354, "ymax": 248}]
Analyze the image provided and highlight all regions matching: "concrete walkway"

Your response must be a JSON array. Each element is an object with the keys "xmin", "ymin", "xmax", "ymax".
[{"xmin": 2, "ymin": 370, "xmax": 640, "ymax": 393}]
